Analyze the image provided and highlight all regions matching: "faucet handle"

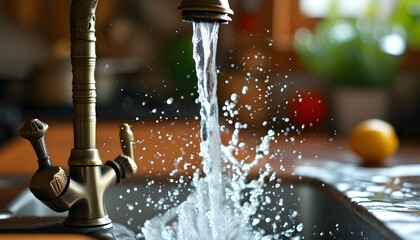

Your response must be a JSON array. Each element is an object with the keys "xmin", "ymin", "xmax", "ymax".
[
  {"xmin": 19, "ymin": 119, "xmax": 52, "ymax": 169},
  {"xmin": 119, "ymin": 123, "xmax": 135, "ymax": 160},
  {"xmin": 105, "ymin": 123, "xmax": 137, "ymax": 182},
  {"xmin": 19, "ymin": 119, "xmax": 68, "ymax": 202}
]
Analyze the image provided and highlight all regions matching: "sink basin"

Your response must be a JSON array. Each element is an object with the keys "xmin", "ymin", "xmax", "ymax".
[
  {"xmin": 0, "ymin": 177, "xmax": 30, "ymax": 219},
  {"xmin": 2, "ymin": 176, "xmax": 401, "ymax": 239}
]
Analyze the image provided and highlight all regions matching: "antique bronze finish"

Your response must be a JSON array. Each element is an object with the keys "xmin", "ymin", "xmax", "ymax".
[{"xmin": 19, "ymin": 0, "xmax": 137, "ymax": 228}]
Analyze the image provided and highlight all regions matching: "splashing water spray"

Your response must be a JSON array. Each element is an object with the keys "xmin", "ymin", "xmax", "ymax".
[{"xmin": 141, "ymin": 1, "xmax": 303, "ymax": 239}]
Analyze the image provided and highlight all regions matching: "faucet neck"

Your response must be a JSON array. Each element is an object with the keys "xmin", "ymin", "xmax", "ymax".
[{"xmin": 70, "ymin": 0, "xmax": 98, "ymax": 153}]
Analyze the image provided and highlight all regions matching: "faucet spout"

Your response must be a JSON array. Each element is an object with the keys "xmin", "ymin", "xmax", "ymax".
[{"xmin": 178, "ymin": 0, "xmax": 233, "ymax": 23}]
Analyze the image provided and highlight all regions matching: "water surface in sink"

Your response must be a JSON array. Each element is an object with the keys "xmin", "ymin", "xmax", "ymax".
[{"xmin": 9, "ymin": 176, "xmax": 400, "ymax": 240}]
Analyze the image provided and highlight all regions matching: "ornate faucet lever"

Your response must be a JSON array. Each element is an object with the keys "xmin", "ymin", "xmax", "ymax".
[{"xmin": 19, "ymin": 119, "xmax": 68, "ymax": 202}]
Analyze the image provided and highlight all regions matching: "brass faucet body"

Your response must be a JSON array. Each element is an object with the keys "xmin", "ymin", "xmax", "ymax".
[{"xmin": 19, "ymin": 0, "xmax": 137, "ymax": 228}]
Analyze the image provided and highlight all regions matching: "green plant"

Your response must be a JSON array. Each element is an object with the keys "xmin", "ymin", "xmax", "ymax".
[
  {"xmin": 294, "ymin": 3, "xmax": 406, "ymax": 87},
  {"xmin": 391, "ymin": 0, "xmax": 420, "ymax": 48}
]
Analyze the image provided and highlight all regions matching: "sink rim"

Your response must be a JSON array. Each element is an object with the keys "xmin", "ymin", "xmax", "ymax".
[
  {"xmin": 2, "ymin": 165, "xmax": 419, "ymax": 239},
  {"xmin": 1, "ymin": 174, "xmax": 406, "ymax": 239}
]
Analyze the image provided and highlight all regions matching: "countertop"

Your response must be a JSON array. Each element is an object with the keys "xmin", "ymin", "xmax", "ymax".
[{"xmin": 0, "ymin": 120, "xmax": 419, "ymax": 178}]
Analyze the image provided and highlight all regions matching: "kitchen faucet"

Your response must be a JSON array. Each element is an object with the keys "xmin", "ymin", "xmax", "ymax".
[
  {"xmin": 18, "ymin": 0, "xmax": 232, "ymax": 238},
  {"xmin": 19, "ymin": 0, "xmax": 137, "ymax": 228}
]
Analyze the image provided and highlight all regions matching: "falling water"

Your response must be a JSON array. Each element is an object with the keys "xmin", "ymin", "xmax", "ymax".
[
  {"xmin": 142, "ymin": 22, "xmax": 278, "ymax": 240},
  {"xmin": 193, "ymin": 22, "xmax": 224, "ymax": 239}
]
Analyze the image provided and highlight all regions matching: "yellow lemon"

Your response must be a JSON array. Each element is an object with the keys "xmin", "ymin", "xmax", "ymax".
[{"xmin": 349, "ymin": 119, "xmax": 399, "ymax": 164}]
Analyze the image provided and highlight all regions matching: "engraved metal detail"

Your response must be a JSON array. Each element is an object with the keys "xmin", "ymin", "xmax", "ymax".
[
  {"xmin": 50, "ymin": 168, "xmax": 68, "ymax": 196},
  {"xmin": 19, "ymin": 119, "xmax": 49, "ymax": 140},
  {"xmin": 70, "ymin": 0, "xmax": 98, "ymax": 42}
]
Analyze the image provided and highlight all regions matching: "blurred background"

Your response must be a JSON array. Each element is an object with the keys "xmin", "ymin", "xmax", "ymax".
[{"xmin": 0, "ymin": 0, "xmax": 420, "ymax": 144}]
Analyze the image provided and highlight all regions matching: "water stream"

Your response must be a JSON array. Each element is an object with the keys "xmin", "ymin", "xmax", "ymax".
[
  {"xmin": 193, "ymin": 22, "xmax": 224, "ymax": 239},
  {"xmin": 142, "ymin": 22, "xmax": 279, "ymax": 240}
]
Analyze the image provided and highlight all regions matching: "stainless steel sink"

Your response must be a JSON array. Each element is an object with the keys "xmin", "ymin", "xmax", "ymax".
[
  {"xmin": 3, "ymin": 176, "xmax": 402, "ymax": 239},
  {"xmin": 0, "ymin": 177, "xmax": 30, "ymax": 219}
]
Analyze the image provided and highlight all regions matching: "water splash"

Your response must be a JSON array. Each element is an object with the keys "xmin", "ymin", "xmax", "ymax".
[{"xmin": 142, "ymin": 22, "xmax": 278, "ymax": 240}]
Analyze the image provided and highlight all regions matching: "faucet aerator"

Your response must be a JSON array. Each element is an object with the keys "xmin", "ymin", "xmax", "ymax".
[{"xmin": 178, "ymin": 0, "xmax": 233, "ymax": 23}]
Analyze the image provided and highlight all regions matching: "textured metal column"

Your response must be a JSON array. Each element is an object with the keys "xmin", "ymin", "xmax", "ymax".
[{"xmin": 69, "ymin": 0, "xmax": 101, "ymax": 166}]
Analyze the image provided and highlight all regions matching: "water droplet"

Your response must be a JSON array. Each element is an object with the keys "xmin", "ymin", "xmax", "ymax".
[
  {"xmin": 296, "ymin": 223, "xmax": 304, "ymax": 232},
  {"xmin": 166, "ymin": 97, "xmax": 174, "ymax": 105},
  {"xmin": 251, "ymin": 218, "xmax": 260, "ymax": 226},
  {"xmin": 242, "ymin": 86, "xmax": 248, "ymax": 94}
]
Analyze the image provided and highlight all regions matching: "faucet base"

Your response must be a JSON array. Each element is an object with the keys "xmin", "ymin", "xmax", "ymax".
[
  {"xmin": 64, "ymin": 216, "xmax": 113, "ymax": 229},
  {"xmin": 0, "ymin": 217, "xmax": 137, "ymax": 240}
]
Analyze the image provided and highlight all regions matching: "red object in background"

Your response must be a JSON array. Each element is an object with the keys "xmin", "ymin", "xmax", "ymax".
[{"xmin": 288, "ymin": 90, "xmax": 328, "ymax": 127}]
